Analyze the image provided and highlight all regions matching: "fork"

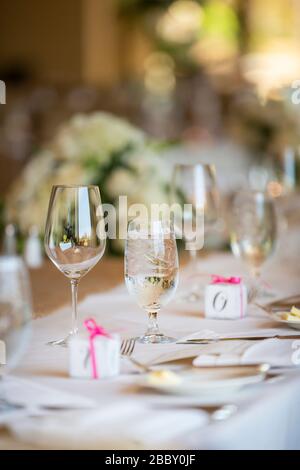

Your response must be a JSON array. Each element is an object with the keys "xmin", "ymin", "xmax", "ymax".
[
  {"xmin": 120, "ymin": 338, "xmax": 152, "ymax": 373},
  {"xmin": 0, "ymin": 397, "xmax": 25, "ymax": 413}
]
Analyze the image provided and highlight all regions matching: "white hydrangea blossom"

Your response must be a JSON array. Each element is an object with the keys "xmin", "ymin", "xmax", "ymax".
[
  {"xmin": 53, "ymin": 112, "xmax": 145, "ymax": 162},
  {"xmin": 6, "ymin": 113, "xmax": 168, "ymax": 240}
]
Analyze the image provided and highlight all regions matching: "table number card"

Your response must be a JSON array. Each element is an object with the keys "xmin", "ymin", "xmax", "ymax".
[{"xmin": 205, "ymin": 276, "xmax": 247, "ymax": 320}]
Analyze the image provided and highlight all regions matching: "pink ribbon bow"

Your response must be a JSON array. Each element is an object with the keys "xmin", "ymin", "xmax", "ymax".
[
  {"xmin": 211, "ymin": 275, "xmax": 241, "ymax": 285},
  {"xmin": 84, "ymin": 318, "xmax": 112, "ymax": 379}
]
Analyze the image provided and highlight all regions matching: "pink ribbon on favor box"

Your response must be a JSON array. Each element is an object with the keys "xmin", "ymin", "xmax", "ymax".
[
  {"xmin": 84, "ymin": 318, "xmax": 112, "ymax": 379},
  {"xmin": 211, "ymin": 275, "xmax": 244, "ymax": 319},
  {"xmin": 211, "ymin": 275, "xmax": 241, "ymax": 285}
]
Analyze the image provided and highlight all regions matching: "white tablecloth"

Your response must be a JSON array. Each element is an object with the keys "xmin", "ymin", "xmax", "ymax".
[{"xmin": 3, "ymin": 223, "xmax": 300, "ymax": 449}]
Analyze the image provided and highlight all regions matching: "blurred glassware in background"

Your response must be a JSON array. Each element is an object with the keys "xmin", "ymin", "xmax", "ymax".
[
  {"xmin": 170, "ymin": 163, "xmax": 220, "ymax": 302},
  {"xmin": 230, "ymin": 191, "xmax": 278, "ymax": 300},
  {"xmin": 248, "ymin": 165, "xmax": 273, "ymax": 193},
  {"xmin": 3, "ymin": 224, "xmax": 17, "ymax": 256},
  {"xmin": 0, "ymin": 256, "xmax": 32, "ymax": 371},
  {"xmin": 270, "ymin": 146, "xmax": 300, "ymax": 196},
  {"xmin": 24, "ymin": 226, "xmax": 43, "ymax": 269},
  {"xmin": 249, "ymin": 147, "xmax": 300, "ymax": 197}
]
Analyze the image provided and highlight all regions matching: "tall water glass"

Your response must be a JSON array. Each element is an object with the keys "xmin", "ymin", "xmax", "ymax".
[{"xmin": 125, "ymin": 219, "xmax": 179, "ymax": 344}]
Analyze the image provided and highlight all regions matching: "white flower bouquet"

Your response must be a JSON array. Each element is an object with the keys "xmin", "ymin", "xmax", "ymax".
[{"xmin": 5, "ymin": 112, "xmax": 170, "ymax": 254}]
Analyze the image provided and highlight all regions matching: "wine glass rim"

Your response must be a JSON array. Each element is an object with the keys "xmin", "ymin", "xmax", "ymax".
[
  {"xmin": 51, "ymin": 184, "xmax": 99, "ymax": 189},
  {"xmin": 174, "ymin": 162, "xmax": 215, "ymax": 169},
  {"xmin": 128, "ymin": 218, "xmax": 174, "ymax": 226},
  {"xmin": 128, "ymin": 217, "xmax": 175, "ymax": 231}
]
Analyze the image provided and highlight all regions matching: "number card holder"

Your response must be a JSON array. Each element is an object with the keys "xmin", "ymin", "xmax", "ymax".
[{"xmin": 204, "ymin": 276, "xmax": 247, "ymax": 319}]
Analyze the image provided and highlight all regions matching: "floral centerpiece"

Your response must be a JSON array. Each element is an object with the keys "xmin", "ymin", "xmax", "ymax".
[{"xmin": 5, "ymin": 112, "xmax": 170, "ymax": 254}]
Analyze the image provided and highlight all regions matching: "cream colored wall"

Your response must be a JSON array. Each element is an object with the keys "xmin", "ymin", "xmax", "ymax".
[
  {"xmin": 81, "ymin": 0, "xmax": 120, "ymax": 85},
  {"xmin": 0, "ymin": 0, "xmax": 82, "ymax": 83},
  {"xmin": 0, "ymin": 0, "xmax": 123, "ymax": 85}
]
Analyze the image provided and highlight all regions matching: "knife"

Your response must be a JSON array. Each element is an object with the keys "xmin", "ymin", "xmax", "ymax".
[{"xmin": 178, "ymin": 334, "xmax": 300, "ymax": 344}]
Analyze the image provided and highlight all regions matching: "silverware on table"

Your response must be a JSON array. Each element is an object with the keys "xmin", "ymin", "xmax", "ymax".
[
  {"xmin": 178, "ymin": 334, "xmax": 300, "ymax": 344},
  {"xmin": 0, "ymin": 398, "xmax": 95, "ymax": 415},
  {"xmin": 0, "ymin": 397, "xmax": 24, "ymax": 413},
  {"xmin": 120, "ymin": 338, "xmax": 151, "ymax": 373},
  {"xmin": 154, "ymin": 403, "xmax": 238, "ymax": 422},
  {"xmin": 210, "ymin": 404, "xmax": 238, "ymax": 421}
]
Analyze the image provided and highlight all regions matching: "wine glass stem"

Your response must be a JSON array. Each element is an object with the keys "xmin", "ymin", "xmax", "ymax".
[
  {"xmin": 251, "ymin": 267, "xmax": 260, "ymax": 279},
  {"xmin": 145, "ymin": 311, "xmax": 161, "ymax": 337},
  {"xmin": 70, "ymin": 279, "xmax": 79, "ymax": 336},
  {"xmin": 186, "ymin": 242, "xmax": 199, "ymax": 270},
  {"xmin": 189, "ymin": 248, "xmax": 197, "ymax": 264},
  {"xmin": 249, "ymin": 269, "xmax": 260, "ymax": 302}
]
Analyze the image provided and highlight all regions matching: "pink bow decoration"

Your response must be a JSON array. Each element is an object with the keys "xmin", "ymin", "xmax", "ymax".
[
  {"xmin": 211, "ymin": 275, "xmax": 241, "ymax": 285},
  {"xmin": 84, "ymin": 318, "xmax": 112, "ymax": 379}
]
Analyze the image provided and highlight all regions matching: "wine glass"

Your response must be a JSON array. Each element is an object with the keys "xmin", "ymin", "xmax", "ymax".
[
  {"xmin": 0, "ymin": 256, "xmax": 32, "ymax": 413},
  {"xmin": 125, "ymin": 219, "xmax": 179, "ymax": 344},
  {"xmin": 170, "ymin": 163, "xmax": 220, "ymax": 301},
  {"xmin": 230, "ymin": 190, "xmax": 277, "ymax": 300},
  {"xmin": 271, "ymin": 146, "xmax": 300, "ymax": 194},
  {"xmin": 249, "ymin": 147, "xmax": 300, "ymax": 195},
  {"xmin": 44, "ymin": 185, "xmax": 106, "ymax": 346}
]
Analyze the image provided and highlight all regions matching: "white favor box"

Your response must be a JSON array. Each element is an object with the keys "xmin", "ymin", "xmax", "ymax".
[
  {"xmin": 69, "ymin": 333, "xmax": 120, "ymax": 379},
  {"xmin": 205, "ymin": 283, "xmax": 247, "ymax": 319}
]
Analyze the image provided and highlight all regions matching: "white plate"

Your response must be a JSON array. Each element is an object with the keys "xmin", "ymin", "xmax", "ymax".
[
  {"xmin": 140, "ymin": 365, "xmax": 268, "ymax": 396},
  {"xmin": 270, "ymin": 311, "xmax": 300, "ymax": 330}
]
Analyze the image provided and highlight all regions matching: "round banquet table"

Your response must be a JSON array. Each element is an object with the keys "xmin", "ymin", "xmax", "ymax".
[{"xmin": 1, "ymin": 242, "xmax": 300, "ymax": 450}]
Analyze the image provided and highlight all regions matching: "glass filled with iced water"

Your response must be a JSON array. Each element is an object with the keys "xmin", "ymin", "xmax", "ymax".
[{"xmin": 125, "ymin": 219, "xmax": 179, "ymax": 344}]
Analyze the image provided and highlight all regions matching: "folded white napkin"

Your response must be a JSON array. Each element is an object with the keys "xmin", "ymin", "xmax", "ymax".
[
  {"xmin": 0, "ymin": 376, "xmax": 98, "ymax": 429},
  {"xmin": 133, "ymin": 342, "xmax": 202, "ymax": 367},
  {"xmin": 8, "ymin": 402, "xmax": 208, "ymax": 449},
  {"xmin": 193, "ymin": 338, "xmax": 300, "ymax": 368},
  {"xmin": 2, "ymin": 376, "xmax": 97, "ymax": 408},
  {"xmin": 192, "ymin": 340, "xmax": 251, "ymax": 366},
  {"xmin": 242, "ymin": 338, "xmax": 300, "ymax": 367}
]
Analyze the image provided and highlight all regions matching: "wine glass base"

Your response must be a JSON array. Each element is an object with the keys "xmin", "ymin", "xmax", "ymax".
[
  {"xmin": 136, "ymin": 334, "xmax": 177, "ymax": 344},
  {"xmin": 177, "ymin": 290, "xmax": 202, "ymax": 303},
  {"xmin": 46, "ymin": 332, "xmax": 77, "ymax": 347},
  {"xmin": 46, "ymin": 338, "xmax": 68, "ymax": 347}
]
